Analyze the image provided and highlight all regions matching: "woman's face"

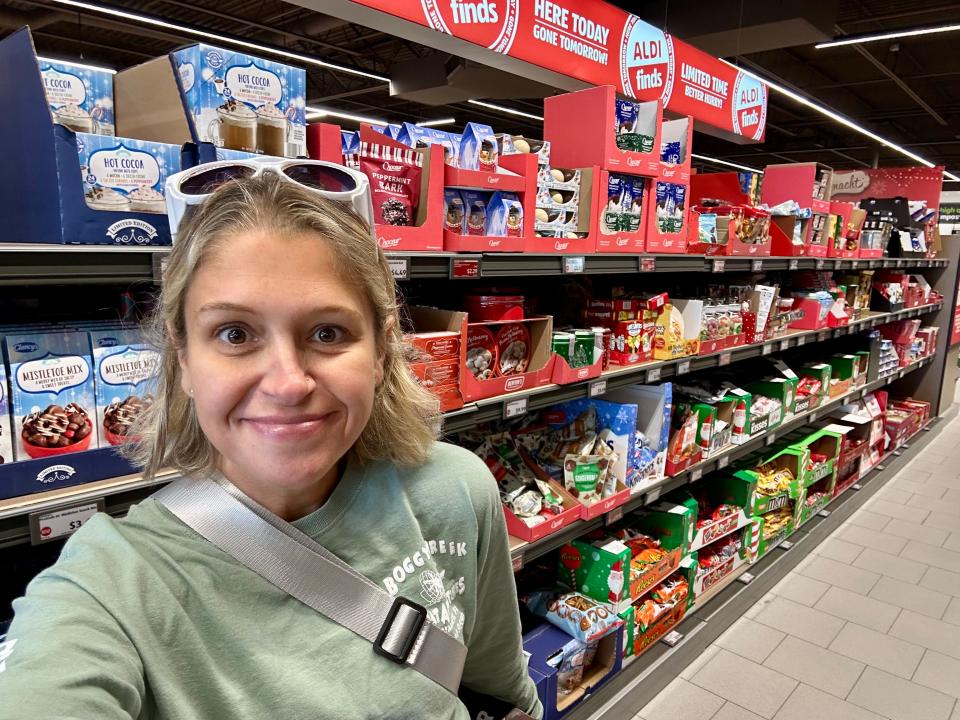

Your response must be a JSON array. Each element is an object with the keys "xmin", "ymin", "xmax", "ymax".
[{"xmin": 179, "ymin": 229, "xmax": 383, "ymax": 501}]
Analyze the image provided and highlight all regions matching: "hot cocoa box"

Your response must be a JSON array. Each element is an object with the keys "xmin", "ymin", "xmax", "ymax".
[
  {"xmin": 89, "ymin": 330, "xmax": 160, "ymax": 448},
  {"xmin": 75, "ymin": 134, "xmax": 181, "ymax": 216},
  {"xmin": 172, "ymin": 44, "xmax": 306, "ymax": 158},
  {"xmin": 4, "ymin": 332, "xmax": 98, "ymax": 462},
  {"xmin": 40, "ymin": 58, "xmax": 115, "ymax": 137}
]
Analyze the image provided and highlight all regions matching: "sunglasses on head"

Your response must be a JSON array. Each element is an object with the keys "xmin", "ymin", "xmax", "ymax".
[{"xmin": 164, "ymin": 158, "xmax": 375, "ymax": 240}]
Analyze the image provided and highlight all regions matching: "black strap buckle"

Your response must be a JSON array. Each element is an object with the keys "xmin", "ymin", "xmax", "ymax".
[{"xmin": 374, "ymin": 596, "xmax": 427, "ymax": 665}]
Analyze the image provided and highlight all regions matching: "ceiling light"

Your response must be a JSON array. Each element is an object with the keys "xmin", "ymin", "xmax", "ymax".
[
  {"xmin": 45, "ymin": 0, "xmax": 390, "ymax": 83},
  {"xmin": 305, "ymin": 106, "xmax": 387, "ymax": 125},
  {"xmin": 719, "ymin": 59, "xmax": 960, "ymax": 181},
  {"xmin": 36, "ymin": 55, "xmax": 116, "ymax": 74},
  {"xmin": 816, "ymin": 24, "xmax": 960, "ymax": 49},
  {"xmin": 691, "ymin": 153, "xmax": 763, "ymax": 174},
  {"xmin": 418, "ymin": 118, "xmax": 456, "ymax": 127},
  {"xmin": 467, "ymin": 100, "xmax": 544, "ymax": 121}
]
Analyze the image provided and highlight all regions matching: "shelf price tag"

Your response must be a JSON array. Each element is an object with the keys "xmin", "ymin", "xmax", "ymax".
[
  {"xmin": 718, "ymin": 352, "xmax": 732, "ymax": 367},
  {"xmin": 606, "ymin": 506, "xmax": 625, "ymax": 524},
  {"xmin": 29, "ymin": 499, "xmax": 104, "ymax": 545},
  {"xmin": 818, "ymin": 510, "xmax": 831, "ymax": 518},
  {"xmin": 712, "ymin": 259, "xmax": 726, "ymax": 273},
  {"xmin": 503, "ymin": 397, "xmax": 528, "ymax": 420},
  {"xmin": 677, "ymin": 360, "xmax": 691, "ymax": 375},
  {"xmin": 788, "ymin": 259, "xmax": 799, "ymax": 270},
  {"xmin": 511, "ymin": 553, "xmax": 524, "ymax": 572},
  {"xmin": 717, "ymin": 455, "xmax": 730, "ymax": 469},
  {"xmin": 640, "ymin": 257, "xmax": 656, "ymax": 272},
  {"xmin": 738, "ymin": 572, "xmax": 755, "ymax": 585},
  {"xmin": 661, "ymin": 630, "xmax": 683, "ymax": 647},
  {"xmin": 450, "ymin": 256, "xmax": 482, "ymax": 279},
  {"xmin": 690, "ymin": 467, "xmax": 703, "ymax": 482},
  {"xmin": 796, "ymin": 336, "xmax": 806, "ymax": 346},
  {"xmin": 851, "ymin": 260, "xmax": 859, "ymax": 269},
  {"xmin": 816, "ymin": 258, "xmax": 826, "ymax": 269},
  {"xmin": 588, "ymin": 379, "xmax": 607, "ymax": 398},
  {"xmin": 151, "ymin": 253, "xmax": 169, "ymax": 284},
  {"xmin": 387, "ymin": 256, "xmax": 410, "ymax": 281},
  {"xmin": 563, "ymin": 256, "xmax": 585, "ymax": 274},
  {"xmin": 780, "ymin": 339, "xmax": 790, "ymax": 352},
  {"xmin": 766, "ymin": 432, "xmax": 777, "ymax": 445},
  {"xmin": 751, "ymin": 259, "xmax": 763, "ymax": 272},
  {"xmin": 780, "ymin": 541, "xmax": 794, "ymax": 551},
  {"xmin": 647, "ymin": 367, "xmax": 662, "ymax": 382},
  {"xmin": 761, "ymin": 344, "xmax": 773, "ymax": 355},
  {"xmin": 646, "ymin": 486, "xmax": 662, "ymax": 503}
]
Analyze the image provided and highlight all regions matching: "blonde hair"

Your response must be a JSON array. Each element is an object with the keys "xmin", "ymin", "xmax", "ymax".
[{"xmin": 126, "ymin": 173, "xmax": 440, "ymax": 480}]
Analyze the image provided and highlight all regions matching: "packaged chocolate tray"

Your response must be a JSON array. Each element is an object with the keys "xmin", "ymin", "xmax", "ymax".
[
  {"xmin": 89, "ymin": 330, "xmax": 159, "ymax": 448},
  {"xmin": 460, "ymin": 190, "xmax": 491, "ymax": 236},
  {"xmin": 4, "ymin": 331, "xmax": 98, "ymax": 461},
  {"xmin": 485, "ymin": 192, "xmax": 524, "ymax": 237},
  {"xmin": 460, "ymin": 122, "xmax": 498, "ymax": 172}
]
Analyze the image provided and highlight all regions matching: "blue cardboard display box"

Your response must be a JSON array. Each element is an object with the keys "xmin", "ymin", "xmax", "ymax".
[{"xmin": 523, "ymin": 622, "xmax": 624, "ymax": 720}]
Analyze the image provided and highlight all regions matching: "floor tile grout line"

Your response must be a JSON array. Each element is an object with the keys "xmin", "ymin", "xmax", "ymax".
[
  {"xmin": 768, "ymin": 676, "xmax": 802, "ymax": 719},
  {"xmin": 844, "ymin": 653, "xmax": 869, "ymax": 702}
]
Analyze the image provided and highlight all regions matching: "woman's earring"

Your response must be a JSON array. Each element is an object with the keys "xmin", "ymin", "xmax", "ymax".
[{"xmin": 189, "ymin": 388, "xmax": 194, "ymax": 396}]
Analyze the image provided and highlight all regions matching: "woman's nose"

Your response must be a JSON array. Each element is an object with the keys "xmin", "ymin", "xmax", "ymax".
[{"xmin": 258, "ymin": 341, "xmax": 316, "ymax": 404}]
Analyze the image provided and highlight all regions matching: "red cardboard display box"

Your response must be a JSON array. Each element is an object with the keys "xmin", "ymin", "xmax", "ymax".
[
  {"xmin": 545, "ymin": 85, "xmax": 662, "ymax": 177},
  {"xmin": 527, "ymin": 166, "xmax": 601, "ymax": 255},
  {"xmin": 687, "ymin": 205, "xmax": 772, "ymax": 256}
]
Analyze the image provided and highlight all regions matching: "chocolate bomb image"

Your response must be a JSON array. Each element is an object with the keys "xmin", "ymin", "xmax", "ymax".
[
  {"xmin": 103, "ymin": 395, "xmax": 153, "ymax": 445},
  {"xmin": 22, "ymin": 403, "xmax": 93, "ymax": 458}
]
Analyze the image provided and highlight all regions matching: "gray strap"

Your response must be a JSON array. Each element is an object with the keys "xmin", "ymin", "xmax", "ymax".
[{"xmin": 152, "ymin": 476, "xmax": 467, "ymax": 694}]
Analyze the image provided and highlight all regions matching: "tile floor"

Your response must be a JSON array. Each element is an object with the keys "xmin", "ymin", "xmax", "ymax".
[{"xmin": 635, "ymin": 411, "xmax": 960, "ymax": 720}]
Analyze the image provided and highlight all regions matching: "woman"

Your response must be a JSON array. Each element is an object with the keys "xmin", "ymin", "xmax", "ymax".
[{"xmin": 0, "ymin": 170, "xmax": 542, "ymax": 719}]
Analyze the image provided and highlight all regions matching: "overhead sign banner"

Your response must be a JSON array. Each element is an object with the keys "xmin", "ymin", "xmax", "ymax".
[{"xmin": 351, "ymin": 0, "xmax": 767, "ymax": 140}]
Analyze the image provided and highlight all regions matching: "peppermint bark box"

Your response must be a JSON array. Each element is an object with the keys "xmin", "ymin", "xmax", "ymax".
[
  {"xmin": 90, "ymin": 330, "xmax": 160, "ymax": 448},
  {"xmin": 5, "ymin": 332, "xmax": 97, "ymax": 461}
]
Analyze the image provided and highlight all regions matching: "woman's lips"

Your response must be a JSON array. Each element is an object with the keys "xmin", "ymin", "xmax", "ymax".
[{"xmin": 242, "ymin": 414, "xmax": 333, "ymax": 440}]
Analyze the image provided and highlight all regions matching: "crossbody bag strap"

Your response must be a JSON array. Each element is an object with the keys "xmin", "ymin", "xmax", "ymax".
[{"xmin": 152, "ymin": 476, "xmax": 467, "ymax": 695}]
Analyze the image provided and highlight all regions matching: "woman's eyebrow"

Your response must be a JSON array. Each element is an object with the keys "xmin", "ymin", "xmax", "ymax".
[{"xmin": 196, "ymin": 301, "xmax": 365, "ymax": 322}]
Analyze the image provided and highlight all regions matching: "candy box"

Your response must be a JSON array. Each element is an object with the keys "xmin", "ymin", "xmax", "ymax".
[
  {"xmin": 40, "ymin": 58, "xmax": 115, "ymax": 136},
  {"xmin": 395, "ymin": 123, "xmax": 459, "ymax": 167},
  {"xmin": 5, "ymin": 331, "xmax": 98, "ymax": 461},
  {"xmin": 524, "ymin": 621, "xmax": 623, "ymax": 720},
  {"xmin": 89, "ymin": 330, "xmax": 159, "ymax": 448},
  {"xmin": 443, "ymin": 189, "xmax": 466, "ymax": 234},
  {"xmin": 691, "ymin": 526, "xmax": 754, "ymax": 598},
  {"xmin": 680, "ymin": 473, "xmax": 755, "ymax": 552},
  {"xmin": 800, "ymin": 363, "xmax": 832, "ymax": 399},
  {"xmin": 630, "ymin": 502, "xmax": 694, "ymax": 556},
  {"xmin": 408, "ymin": 358, "xmax": 458, "ymax": 389},
  {"xmin": 558, "ymin": 536, "xmax": 632, "ymax": 611},
  {"xmin": 621, "ymin": 571, "xmax": 689, "ymax": 658},
  {"xmin": 737, "ymin": 447, "xmax": 805, "ymax": 516},
  {"xmin": 791, "ymin": 427, "xmax": 842, "ymax": 488},
  {"xmin": 485, "ymin": 191, "xmax": 524, "ymax": 237},
  {"xmin": 340, "ymin": 129, "xmax": 359, "ymax": 157},
  {"xmin": 460, "ymin": 189, "xmax": 490, "ymax": 236},
  {"xmin": 171, "ymin": 43, "xmax": 306, "ymax": 157},
  {"xmin": 605, "ymin": 383, "xmax": 672, "ymax": 491},
  {"xmin": 746, "ymin": 380, "xmax": 788, "ymax": 430},
  {"xmin": 653, "ymin": 301, "xmax": 702, "ymax": 360},
  {"xmin": 752, "ymin": 501, "xmax": 798, "ymax": 558},
  {"xmin": 614, "ymin": 98, "xmax": 655, "ymax": 154},
  {"xmin": 75, "ymin": 133, "xmax": 181, "ymax": 215},
  {"xmin": 459, "ymin": 122, "xmax": 498, "ymax": 171},
  {"xmin": 405, "ymin": 331, "xmax": 460, "ymax": 363}
]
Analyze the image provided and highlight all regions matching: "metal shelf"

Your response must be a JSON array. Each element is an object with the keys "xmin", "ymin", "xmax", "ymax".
[{"xmin": 508, "ymin": 354, "xmax": 936, "ymax": 566}]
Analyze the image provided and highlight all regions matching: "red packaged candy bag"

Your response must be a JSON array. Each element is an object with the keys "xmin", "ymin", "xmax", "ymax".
[{"xmin": 357, "ymin": 141, "xmax": 423, "ymax": 226}]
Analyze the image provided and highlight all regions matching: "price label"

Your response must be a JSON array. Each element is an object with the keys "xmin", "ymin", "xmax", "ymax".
[
  {"xmin": 450, "ymin": 257, "xmax": 481, "ymax": 279},
  {"xmin": 640, "ymin": 257, "xmax": 656, "ymax": 272},
  {"xmin": 718, "ymin": 352, "xmax": 732, "ymax": 366},
  {"xmin": 151, "ymin": 253, "xmax": 169, "ymax": 284},
  {"xmin": 677, "ymin": 360, "xmax": 691, "ymax": 375},
  {"xmin": 588, "ymin": 379, "xmax": 607, "ymax": 398},
  {"xmin": 646, "ymin": 486, "xmax": 662, "ymax": 504},
  {"xmin": 503, "ymin": 397, "xmax": 528, "ymax": 420},
  {"xmin": 780, "ymin": 339, "xmax": 790, "ymax": 352},
  {"xmin": 387, "ymin": 256, "xmax": 410, "ymax": 281},
  {"xmin": 717, "ymin": 455, "xmax": 730, "ymax": 469},
  {"xmin": 712, "ymin": 259, "xmax": 726, "ymax": 273},
  {"xmin": 29, "ymin": 499, "xmax": 104, "ymax": 545},
  {"xmin": 816, "ymin": 258, "xmax": 825, "ymax": 270},
  {"xmin": 563, "ymin": 256, "xmax": 585, "ymax": 274},
  {"xmin": 797, "ymin": 336, "xmax": 805, "ymax": 346},
  {"xmin": 780, "ymin": 541, "xmax": 794, "ymax": 551},
  {"xmin": 511, "ymin": 553, "xmax": 524, "ymax": 572},
  {"xmin": 818, "ymin": 510, "xmax": 831, "ymax": 518},
  {"xmin": 809, "ymin": 411, "xmax": 818, "ymax": 422},
  {"xmin": 766, "ymin": 432, "xmax": 777, "ymax": 445},
  {"xmin": 895, "ymin": 259, "xmax": 904, "ymax": 268},
  {"xmin": 661, "ymin": 630, "xmax": 683, "ymax": 647},
  {"xmin": 690, "ymin": 467, "xmax": 703, "ymax": 482},
  {"xmin": 751, "ymin": 259, "xmax": 763, "ymax": 272},
  {"xmin": 738, "ymin": 572, "xmax": 755, "ymax": 585},
  {"xmin": 762, "ymin": 344, "xmax": 773, "ymax": 355},
  {"xmin": 851, "ymin": 260, "xmax": 859, "ymax": 269},
  {"xmin": 788, "ymin": 259, "xmax": 799, "ymax": 270},
  {"xmin": 647, "ymin": 367, "xmax": 662, "ymax": 382},
  {"xmin": 606, "ymin": 506, "xmax": 625, "ymax": 524}
]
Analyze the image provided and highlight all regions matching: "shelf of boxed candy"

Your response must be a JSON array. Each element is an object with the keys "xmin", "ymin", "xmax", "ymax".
[{"xmin": 505, "ymin": 389, "xmax": 935, "ymax": 720}]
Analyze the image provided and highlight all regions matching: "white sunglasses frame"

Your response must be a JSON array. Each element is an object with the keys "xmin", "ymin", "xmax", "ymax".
[{"xmin": 164, "ymin": 158, "xmax": 376, "ymax": 240}]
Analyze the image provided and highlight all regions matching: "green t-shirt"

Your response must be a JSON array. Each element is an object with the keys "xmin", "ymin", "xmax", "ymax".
[{"xmin": 0, "ymin": 442, "xmax": 543, "ymax": 719}]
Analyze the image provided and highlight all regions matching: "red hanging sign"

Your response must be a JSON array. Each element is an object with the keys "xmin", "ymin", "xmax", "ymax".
[{"xmin": 348, "ymin": 0, "xmax": 766, "ymax": 140}]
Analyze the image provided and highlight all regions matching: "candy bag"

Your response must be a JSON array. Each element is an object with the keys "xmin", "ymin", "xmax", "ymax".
[
  {"xmin": 357, "ymin": 141, "xmax": 422, "ymax": 226},
  {"xmin": 525, "ymin": 590, "xmax": 622, "ymax": 643}
]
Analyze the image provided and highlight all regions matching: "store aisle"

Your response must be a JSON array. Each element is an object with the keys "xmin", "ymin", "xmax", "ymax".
[{"xmin": 633, "ymin": 413, "xmax": 960, "ymax": 720}]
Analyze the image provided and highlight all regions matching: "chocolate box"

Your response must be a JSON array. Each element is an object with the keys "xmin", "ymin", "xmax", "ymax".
[
  {"xmin": 89, "ymin": 330, "xmax": 159, "ymax": 449},
  {"xmin": 691, "ymin": 526, "xmax": 754, "ymax": 598},
  {"xmin": 605, "ymin": 382, "xmax": 672, "ymax": 492},
  {"xmin": 558, "ymin": 536, "xmax": 632, "ymax": 612},
  {"xmin": 792, "ymin": 428, "xmax": 843, "ymax": 488},
  {"xmin": 40, "ymin": 58, "xmax": 115, "ymax": 136},
  {"xmin": 5, "ymin": 331, "xmax": 98, "ymax": 462}
]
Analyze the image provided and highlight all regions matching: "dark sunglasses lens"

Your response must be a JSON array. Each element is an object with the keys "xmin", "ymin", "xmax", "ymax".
[
  {"xmin": 180, "ymin": 165, "xmax": 256, "ymax": 195},
  {"xmin": 283, "ymin": 164, "xmax": 357, "ymax": 193}
]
